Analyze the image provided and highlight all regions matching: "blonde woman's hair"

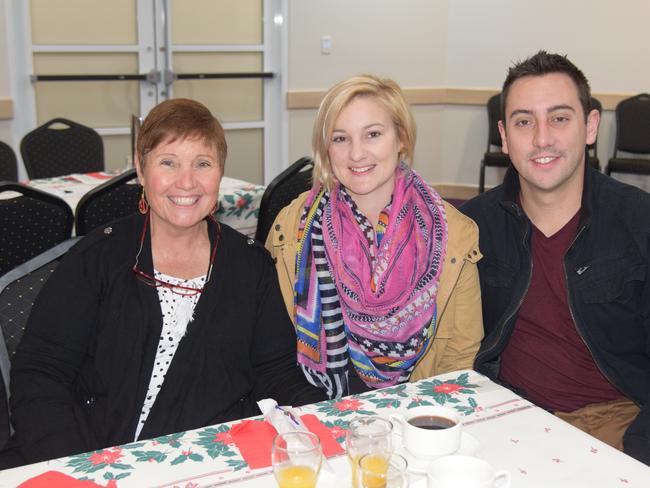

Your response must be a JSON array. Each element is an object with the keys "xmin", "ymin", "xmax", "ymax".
[{"xmin": 312, "ymin": 74, "xmax": 416, "ymax": 190}]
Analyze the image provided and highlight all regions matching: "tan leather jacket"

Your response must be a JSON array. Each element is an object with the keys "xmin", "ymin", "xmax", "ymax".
[{"xmin": 265, "ymin": 191, "xmax": 484, "ymax": 381}]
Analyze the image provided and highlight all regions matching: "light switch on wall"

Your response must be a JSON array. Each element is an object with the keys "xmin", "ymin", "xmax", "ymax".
[{"xmin": 321, "ymin": 35, "xmax": 332, "ymax": 54}]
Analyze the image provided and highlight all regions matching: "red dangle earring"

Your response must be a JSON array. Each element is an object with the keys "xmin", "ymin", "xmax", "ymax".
[{"xmin": 138, "ymin": 188, "xmax": 149, "ymax": 214}]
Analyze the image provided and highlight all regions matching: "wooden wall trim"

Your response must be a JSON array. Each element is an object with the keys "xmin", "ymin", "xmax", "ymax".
[
  {"xmin": 434, "ymin": 183, "xmax": 479, "ymax": 201},
  {"xmin": 0, "ymin": 97, "xmax": 13, "ymax": 120},
  {"xmin": 287, "ymin": 87, "xmax": 629, "ymax": 111}
]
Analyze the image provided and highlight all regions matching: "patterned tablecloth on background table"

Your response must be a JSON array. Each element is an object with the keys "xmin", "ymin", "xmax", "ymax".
[
  {"xmin": 22, "ymin": 171, "xmax": 265, "ymax": 238},
  {"xmin": 2, "ymin": 370, "xmax": 648, "ymax": 488}
]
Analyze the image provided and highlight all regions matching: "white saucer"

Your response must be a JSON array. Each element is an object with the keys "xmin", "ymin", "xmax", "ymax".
[{"xmin": 394, "ymin": 431, "xmax": 480, "ymax": 474}]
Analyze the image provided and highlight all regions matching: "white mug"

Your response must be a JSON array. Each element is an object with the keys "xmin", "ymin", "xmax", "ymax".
[
  {"xmin": 389, "ymin": 406, "xmax": 461, "ymax": 459},
  {"xmin": 427, "ymin": 455, "xmax": 511, "ymax": 488}
]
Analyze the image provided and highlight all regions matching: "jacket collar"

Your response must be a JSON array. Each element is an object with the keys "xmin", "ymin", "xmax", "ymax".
[{"xmin": 498, "ymin": 150, "xmax": 597, "ymax": 229}]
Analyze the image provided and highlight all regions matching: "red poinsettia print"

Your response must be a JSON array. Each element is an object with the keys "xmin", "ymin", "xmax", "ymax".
[
  {"xmin": 328, "ymin": 425, "xmax": 347, "ymax": 439},
  {"xmin": 433, "ymin": 382, "xmax": 463, "ymax": 394},
  {"xmin": 335, "ymin": 398, "xmax": 363, "ymax": 412},
  {"xmin": 236, "ymin": 196, "xmax": 248, "ymax": 208},
  {"xmin": 214, "ymin": 431, "xmax": 234, "ymax": 445},
  {"xmin": 88, "ymin": 447, "xmax": 123, "ymax": 466}
]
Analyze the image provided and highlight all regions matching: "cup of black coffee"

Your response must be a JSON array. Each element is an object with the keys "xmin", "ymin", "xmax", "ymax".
[
  {"xmin": 408, "ymin": 415, "xmax": 457, "ymax": 430},
  {"xmin": 390, "ymin": 406, "xmax": 462, "ymax": 458}
]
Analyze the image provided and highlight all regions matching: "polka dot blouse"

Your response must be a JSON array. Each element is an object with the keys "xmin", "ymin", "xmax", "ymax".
[{"xmin": 134, "ymin": 270, "xmax": 206, "ymax": 441}]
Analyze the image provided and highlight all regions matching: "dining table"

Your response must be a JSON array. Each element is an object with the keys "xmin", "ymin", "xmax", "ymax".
[
  {"xmin": 14, "ymin": 171, "xmax": 266, "ymax": 238},
  {"xmin": 2, "ymin": 369, "xmax": 648, "ymax": 487}
]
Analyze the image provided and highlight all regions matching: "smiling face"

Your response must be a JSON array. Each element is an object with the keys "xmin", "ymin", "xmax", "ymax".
[
  {"xmin": 137, "ymin": 136, "xmax": 222, "ymax": 236},
  {"xmin": 499, "ymin": 72, "xmax": 599, "ymax": 199},
  {"xmin": 327, "ymin": 96, "xmax": 404, "ymax": 215}
]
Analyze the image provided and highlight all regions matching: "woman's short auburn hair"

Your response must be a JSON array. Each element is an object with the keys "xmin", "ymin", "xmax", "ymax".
[
  {"xmin": 312, "ymin": 74, "xmax": 416, "ymax": 191},
  {"xmin": 136, "ymin": 98, "xmax": 227, "ymax": 168}
]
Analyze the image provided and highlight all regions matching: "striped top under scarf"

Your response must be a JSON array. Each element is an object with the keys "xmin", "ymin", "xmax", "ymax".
[{"xmin": 293, "ymin": 166, "xmax": 447, "ymax": 398}]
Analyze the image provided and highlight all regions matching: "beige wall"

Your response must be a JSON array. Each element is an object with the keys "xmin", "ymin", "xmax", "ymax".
[
  {"xmin": 287, "ymin": 0, "xmax": 650, "ymax": 193},
  {"xmin": 287, "ymin": 0, "xmax": 448, "ymax": 184},
  {"xmin": 2, "ymin": 1, "xmax": 650, "ymax": 191}
]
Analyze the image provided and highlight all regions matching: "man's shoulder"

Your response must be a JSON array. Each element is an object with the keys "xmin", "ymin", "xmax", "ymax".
[
  {"xmin": 459, "ymin": 185, "xmax": 505, "ymax": 222},
  {"xmin": 593, "ymin": 173, "xmax": 650, "ymax": 228}
]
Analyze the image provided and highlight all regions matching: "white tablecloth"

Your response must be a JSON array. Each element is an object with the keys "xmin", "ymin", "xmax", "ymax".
[{"xmin": 2, "ymin": 370, "xmax": 648, "ymax": 487}]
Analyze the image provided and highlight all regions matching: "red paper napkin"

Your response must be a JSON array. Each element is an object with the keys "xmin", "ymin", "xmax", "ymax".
[
  {"xmin": 18, "ymin": 471, "xmax": 112, "ymax": 488},
  {"xmin": 229, "ymin": 414, "xmax": 344, "ymax": 469},
  {"xmin": 300, "ymin": 414, "xmax": 345, "ymax": 457},
  {"xmin": 229, "ymin": 418, "xmax": 278, "ymax": 469}
]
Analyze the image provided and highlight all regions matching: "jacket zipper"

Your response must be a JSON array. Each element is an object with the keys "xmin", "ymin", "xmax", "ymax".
[
  {"xmin": 564, "ymin": 225, "xmax": 639, "ymax": 406},
  {"xmin": 475, "ymin": 219, "xmax": 533, "ymax": 366}
]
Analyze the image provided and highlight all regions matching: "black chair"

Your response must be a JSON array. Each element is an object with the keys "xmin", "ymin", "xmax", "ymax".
[
  {"xmin": 606, "ymin": 93, "xmax": 650, "ymax": 177},
  {"xmin": 0, "ymin": 141, "xmax": 18, "ymax": 182},
  {"xmin": 20, "ymin": 118, "xmax": 104, "ymax": 179},
  {"xmin": 255, "ymin": 157, "xmax": 314, "ymax": 243},
  {"xmin": 479, "ymin": 93, "xmax": 511, "ymax": 193},
  {"xmin": 587, "ymin": 97, "xmax": 602, "ymax": 171},
  {"xmin": 0, "ymin": 183, "xmax": 73, "ymax": 277},
  {"xmin": 75, "ymin": 168, "xmax": 141, "ymax": 236},
  {"xmin": 0, "ymin": 238, "xmax": 79, "ymax": 447}
]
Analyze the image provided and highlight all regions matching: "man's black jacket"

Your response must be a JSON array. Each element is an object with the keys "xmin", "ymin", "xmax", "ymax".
[{"xmin": 461, "ymin": 165, "xmax": 650, "ymax": 464}]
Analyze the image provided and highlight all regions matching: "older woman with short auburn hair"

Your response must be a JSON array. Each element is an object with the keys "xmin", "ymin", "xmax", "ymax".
[
  {"xmin": 3, "ymin": 98, "xmax": 323, "ymax": 468},
  {"xmin": 267, "ymin": 75, "xmax": 484, "ymax": 398}
]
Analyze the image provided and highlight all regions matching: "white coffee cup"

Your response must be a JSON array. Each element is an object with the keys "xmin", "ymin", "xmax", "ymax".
[
  {"xmin": 427, "ymin": 455, "xmax": 511, "ymax": 488},
  {"xmin": 389, "ymin": 405, "xmax": 461, "ymax": 459}
]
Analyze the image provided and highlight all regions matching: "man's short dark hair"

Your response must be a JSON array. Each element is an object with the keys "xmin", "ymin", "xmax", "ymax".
[{"xmin": 501, "ymin": 50, "xmax": 592, "ymax": 123}]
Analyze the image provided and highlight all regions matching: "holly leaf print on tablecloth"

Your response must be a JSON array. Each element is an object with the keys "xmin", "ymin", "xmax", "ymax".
[
  {"xmin": 130, "ymin": 450, "xmax": 168, "ymax": 463},
  {"xmin": 225, "ymin": 458, "xmax": 249, "ymax": 471},
  {"xmin": 195, "ymin": 425, "xmax": 239, "ymax": 460},
  {"xmin": 367, "ymin": 396, "xmax": 402, "ymax": 410},
  {"xmin": 103, "ymin": 471, "xmax": 131, "ymax": 482},
  {"xmin": 122, "ymin": 441, "xmax": 147, "ymax": 450},
  {"xmin": 376, "ymin": 383, "xmax": 410, "ymax": 399},
  {"xmin": 152, "ymin": 432, "xmax": 186, "ymax": 448},
  {"xmin": 67, "ymin": 447, "xmax": 133, "ymax": 475},
  {"xmin": 406, "ymin": 396, "xmax": 436, "ymax": 409},
  {"xmin": 220, "ymin": 192, "xmax": 254, "ymax": 218},
  {"xmin": 455, "ymin": 397, "xmax": 479, "ymax": 415},
  {"xmin": 415, "ymin": 372, "xmax": 479, "ymax": 406},
  {"xmin": 315, "ymin": 397, "xmax": 374, "ymax": 418},
  {"xmin": 170, "ymin": 449, "xmax": 204, "ymax": 465}
]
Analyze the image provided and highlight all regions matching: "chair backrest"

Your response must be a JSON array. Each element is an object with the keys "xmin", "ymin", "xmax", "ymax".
[
  {"xmin": 0, "ymin": 237, "xmax": 79, "ymax": 446},
  {"xmin": 613, "ymin": 93, "xmax": 650, "ymax": 156},
  {"xmin": 255, "ymin": 157, "xmax": 314, "ymax": 243},
  {"xmin": 0, "ymin": 183, "xmax": 73, "ymax": 277},
  {"xmin": 486, "ymin": 93, "xmax": 504, "ymax": 151},
  {"xmin": 75, "ymin": 168, "xmax": 141, "ymax": 236},
  {"xmin": 0, "ymin": 141, "xmax": 18, "ymax": 182},
  {"xmin": 20, "ymin": 118, "xmax": 105, "ymax": 179}
]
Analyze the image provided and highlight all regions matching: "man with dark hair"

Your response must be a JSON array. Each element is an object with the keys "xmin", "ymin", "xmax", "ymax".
[{"xmin": 462, "ymin": 50, "xmax": 650, "ymax": 464}]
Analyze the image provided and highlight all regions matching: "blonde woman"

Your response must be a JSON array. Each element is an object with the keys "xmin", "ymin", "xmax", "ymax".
[{"xmin": 267, "ymin": 75, "xmax": 484, "ymax": 398}]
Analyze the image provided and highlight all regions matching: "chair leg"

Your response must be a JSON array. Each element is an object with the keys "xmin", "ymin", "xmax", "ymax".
[
  {"xmin": 605, "ymin": 166, "xmax": 611, "ymax": 176},
  {"xmin": 479, "ymin": 161, "xmax": 486, "ymax": 194}
]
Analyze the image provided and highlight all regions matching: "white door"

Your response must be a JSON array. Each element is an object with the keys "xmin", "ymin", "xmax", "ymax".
[{"xmin": 8, "ymin": 0, "xmax": 286, "ymax": 184}]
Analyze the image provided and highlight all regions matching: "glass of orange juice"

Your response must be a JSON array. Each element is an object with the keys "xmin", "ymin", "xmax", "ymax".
[
  {"xmin": 357, "ymin": 452, "xmax": 408, "ymax": 488},
  {"xmin": 346, "ymin": 417, "xmax": 393, "ymax": 487},
  {"xmin": 272, "ymin": 431, "xmax": 322, "ymax": 488}
]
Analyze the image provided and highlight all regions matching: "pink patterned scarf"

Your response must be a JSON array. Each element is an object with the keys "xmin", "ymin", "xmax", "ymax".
[{"xmin": 294, "ymin": 166, "xmax": 448, "ymax": 397}]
